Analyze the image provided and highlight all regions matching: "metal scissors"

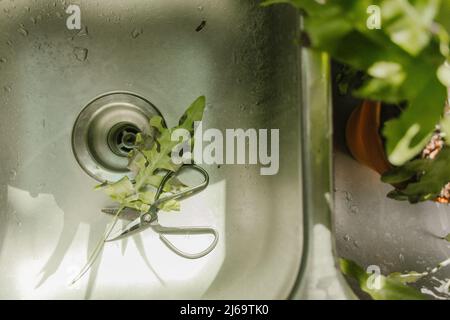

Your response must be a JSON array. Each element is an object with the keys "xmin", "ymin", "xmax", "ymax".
[{"xmin": 101, "ymin": 164, "xmax": 219, "ymax": 259}]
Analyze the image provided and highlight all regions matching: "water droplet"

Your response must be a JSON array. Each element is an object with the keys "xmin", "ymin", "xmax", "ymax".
[
  {"xmin": 3, "ymin": 86, "xmax": 12, "ymax": 93},
  {"xmin": 343, "ymin": 234, "xmax": 351, "ymax": 242},
  {"xmin": 70, "ymin": 26, "xmax": 89, "ymax": 40},
  {"xmin": 350, "ymin": 205, "xmax": 359, "ymax": 214},
  {"xmin": 197, "ymin": 6, "xmax": 204, "ymax": 11},
  {"xmin": 30, "ymin": 17, "xmax": 37, "ymax": 24},
  {"xmin": 131, "ymin": 28, "xmax": 143, "ymax": 39},
  {"xmin": 73, "ymin": 47, "xmax": 88, "ymax": 61},
  {"xmin": 9, "ymin": 169, "xmax": 16, "ymax": 181},
  {"xmin": 9, "ymin": 210, "xmax": 21, "ymax": 226},
  {"xmin": 344, "ymin": 191, "xmax": 353, "ymax": 202},
  {"xmin": 0, "ymin": 57, "xmax": 6, "ymax": 63},
  {"xmin": 18, "ymin": 26, "xmax": 29, "ymax": 36},
  {"xmin": 38, "ymin": 183, "xmax": 45, "ymax": 191},
  {"xmin": 76, "ymin": 26, "xmax": 89, "ymax": 37}
]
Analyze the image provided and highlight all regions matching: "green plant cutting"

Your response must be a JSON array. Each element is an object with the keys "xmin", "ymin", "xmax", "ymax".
[
  {"xmin": 72, "ymin": 96, "xmax": 206, "ymax": 283},
  {"xmin": 262, "ymin": 0, "xmax": 450, "ymax": 299},
  {"xmin": 98, "ymin": 95, "xmax": 206, "ymax": 213}
]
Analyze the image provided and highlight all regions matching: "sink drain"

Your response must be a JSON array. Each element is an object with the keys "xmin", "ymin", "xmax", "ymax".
[
  {"xmin": 108, "ymin": 122, "xmax": 140, "ymax": 156},
  {"xmin": 72, "ymin": 92, "xmax": 163, "ymax": 182}
]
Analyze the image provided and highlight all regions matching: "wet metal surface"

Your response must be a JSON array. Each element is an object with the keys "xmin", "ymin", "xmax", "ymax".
[
  {"xmin": 332, "ymin": 65, "xmax": 450, "ymax": 300},
  {"xmin": 0, "ymin": 1, "xmax": 303, "ymax": 299}
]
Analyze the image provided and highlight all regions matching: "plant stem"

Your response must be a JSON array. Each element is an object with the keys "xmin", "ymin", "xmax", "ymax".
[{"xmin": 71, "ymin": 206, "xmax": 124, "ymax": 285}]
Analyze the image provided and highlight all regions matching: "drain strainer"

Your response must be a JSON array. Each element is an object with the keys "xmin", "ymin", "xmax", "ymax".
[{"xmin": 72, "ymin": 92, "xmax": 162, "ymax": 182}]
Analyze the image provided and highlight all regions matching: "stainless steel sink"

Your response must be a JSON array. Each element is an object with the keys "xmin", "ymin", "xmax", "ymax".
[{"xmin": 0, "ymin": 0, "xmax": 306, "ymax": 299}]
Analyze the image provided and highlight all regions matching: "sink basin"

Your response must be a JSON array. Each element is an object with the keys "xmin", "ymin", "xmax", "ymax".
[
  {"xmin": 0, "ymin": 0, "xmax": 304, "ymax": 299},
  {"xmin": 332, "ymin": 65, "xmax": 450, "ymax": 300}
]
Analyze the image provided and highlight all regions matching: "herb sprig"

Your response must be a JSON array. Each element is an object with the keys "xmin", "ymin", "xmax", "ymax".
[{"xmin": 72, "ymin": 96, "xmax": 206, "ymax": 284}]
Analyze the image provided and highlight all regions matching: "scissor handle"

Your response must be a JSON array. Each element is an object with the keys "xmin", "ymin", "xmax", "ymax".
[
  {"xmin": 154, "ymin": 164, "xmax": 209, "ymax": 209},
  {"xmin": 152, "ymin": 225, "xmax": 219, "ymax": 259}
]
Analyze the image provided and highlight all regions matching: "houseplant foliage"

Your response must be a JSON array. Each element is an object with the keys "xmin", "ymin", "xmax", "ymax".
[
  {"xmin": 339, "ymin": 258, "xmax": 427, "ymax": 300},
  {"xmin": 263, "ymin": 0, "xmax": 449, "ymax": 165},
  {"xmin": 262, "ymin": 0, "xmax": 450, "ymax": 299},
  {"xmin": 262, "ymin": 0, "xmax": 450, "ymax": 203}
]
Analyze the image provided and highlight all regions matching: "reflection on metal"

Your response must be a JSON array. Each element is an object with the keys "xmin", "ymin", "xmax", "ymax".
[
  {"xmin": 0, "ymin": 1, "xmax": 302, "ymax": 299},
  {"xmin": 72, "ymin": 92, "xmax": 162, "ymax": 182},
  {"xmin": 289, "ymin": 47, "xmax": 353, "ymax": 299}
]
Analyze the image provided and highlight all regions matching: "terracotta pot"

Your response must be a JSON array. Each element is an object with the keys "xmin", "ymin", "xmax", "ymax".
[
  {"xmin": 345, "ymin": 100, "xmax": 448, "ymax": 203},
  {"xmin": 345, "ymin": 100, "xmax": 392, "ymax": 175}
]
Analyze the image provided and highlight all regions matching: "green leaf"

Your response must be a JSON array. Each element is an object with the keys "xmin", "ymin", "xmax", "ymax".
[
  {"xmin": 339, "ymin": 258, "xmax": 426, "ymax": 300},
  {"xmin": 335, "ymin": 64, "xmax": 367, "ymax": 95},
  {"xmin": 355, "ymin": 61, "xmax": 407, "ymax": 103},
  {"xmin": 382, "ymin": 75, "xmax": 446, "ymax": 166},
  {"xmin": 97, "ymin": 96, "xmax": 206, "ymax": 212},
  {"xmin": 442, "ymin": 233, "xmax": 450, "ymax": 242},
  {"xmin": 440, "ymin": 114, "xmax": 450, "ymax": 145},
  {"xmin": 264, "ymin": 0, "xmax": 449, "ymax": 165},
  {"xmin": 437, "ymin": 62, "xmax": 450, "ymax": 87},
  {"xmin": 388, "ymin": 271, "xmax": 426, "ymax": 284},
  {"xmin": 96, "ymin": 176, "xmax": 137, "ymax": 204},
  {"xmin": 381, "ymin": 158, "xmax": 431, "ymax": 184},
  {"xmin": 177, "ymin": 95, "xmax": 206, "ymax": 132},
  {"xmin": 383, "ymin": 146, "xmax": 450, "ymax": 203},
  {"xmin": 436, "ymin": 1, "xmax": 450, "ymax": 36},
  {"xmin": 368, "ymin": 61, "xmax": 405, "ymax": 81},
  {"xmin": 386, "ymin": 189, "xmax": 411, "ymax": 201},
  {"xmin": 134, "ymin": 96, "xmax": 205, "ymax": 191},
  {"xmin": 381, "ymin": 0, "xmax": 440, "ymax": 56},
  {"xmin": 149, "ymin": 116, "xmax": 166, "ymax": 133}
]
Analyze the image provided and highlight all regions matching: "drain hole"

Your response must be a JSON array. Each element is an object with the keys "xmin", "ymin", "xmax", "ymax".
[
  {"xmin": 108, "ymin": 123, "xmax": 140, "ymax": 156},
  {"xmin": 72, "ymin": 92, "xmax": 163, "ymax": 181}
]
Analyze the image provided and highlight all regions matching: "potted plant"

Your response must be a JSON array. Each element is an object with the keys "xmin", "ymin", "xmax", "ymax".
[
  {"xmin": 263, "ymin": 0, "xmax": 450, "ymax": 299},
  {"xmin": 346, "ymin": 96, "xmax": 450, "ymax": 203}
]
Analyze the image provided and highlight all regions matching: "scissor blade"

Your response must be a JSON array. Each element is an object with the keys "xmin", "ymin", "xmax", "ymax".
[
  {"xmin": 101, "ymin": 207, "xmax": 140, "ymax": 221},
  {"xmin": 105, "ymin": 217, "xmax": 144, "ymax": 242}
]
